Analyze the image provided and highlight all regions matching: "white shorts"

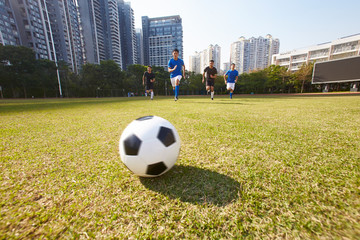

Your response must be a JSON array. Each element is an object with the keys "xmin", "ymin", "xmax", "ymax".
[
  {"xmin": 170, "ymin": 75, "xmax": 182, "ymax": 87},
  {"xmin": 227, "ymin": 83, "xmax": 235, "ymax": 90}
]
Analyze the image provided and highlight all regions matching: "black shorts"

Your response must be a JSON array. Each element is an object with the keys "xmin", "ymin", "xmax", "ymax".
[
  {"xmin": 146, "ymin": 82, "xmax": 154, "ymax": 90},
  {"xmin": 206, "ymin": 79, "xmax": 215, "ymax": 87}
]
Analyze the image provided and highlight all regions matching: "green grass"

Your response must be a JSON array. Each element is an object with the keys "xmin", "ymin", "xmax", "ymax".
[{"xmin": 1, "ymin": 95, "xmax": 360, "ymax": 239}]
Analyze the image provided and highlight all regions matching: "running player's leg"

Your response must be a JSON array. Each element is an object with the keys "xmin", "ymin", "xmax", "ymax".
[
  {"xmin": 175, "ymin": 78, "xmax": 180, "ymax": 99},
  {"xmin": 170, "ymin": 77, "xmax": 177, "ymax": 100}
]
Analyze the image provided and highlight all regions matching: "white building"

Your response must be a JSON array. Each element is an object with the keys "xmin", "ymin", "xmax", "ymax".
[
  {"xmin": 189, "ymin": 44, "xmax": 221, "ymax": 74},
  {"xmin": 189, "ymin": 52, "xmax": 200, "ymax": 74},
  {"xmin": 272, "ymin": 33, "xmax": 360, "ymax": 72},
  {"xmin": 230, "ymin": 34, "xmax": 280, "ymax": 74}
]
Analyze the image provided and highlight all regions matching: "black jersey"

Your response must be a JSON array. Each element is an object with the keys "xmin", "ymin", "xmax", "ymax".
[
  {"xmin": 204, "ymin": 67, "xmax": 218, "ymax": 80},
  {"xmin": 144, "ymin": 72, "xmax": 155, "ymax": 83}
]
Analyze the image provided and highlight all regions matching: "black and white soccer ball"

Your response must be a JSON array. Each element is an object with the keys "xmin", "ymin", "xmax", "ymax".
[{"xmin": 119, "ymin": 116, "xmax": 181, "ymax": 177}]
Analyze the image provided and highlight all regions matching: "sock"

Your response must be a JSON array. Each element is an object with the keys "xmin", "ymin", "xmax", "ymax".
[
  {"xmin": 151, "ymin": 91, "xmax": 154, "ymax": 99},
  {"xmin": 230, "ymin": 92, "xmax": 233, "ymax": 99},
  {"xmin": 211, "ymin": 91, "xmax": 214, "ymax": 99},
  {"xmin": 173, "ymin": 88, "xmax": 176, "ymax": 97},
  {"xmin": 175, "ymin": 86, "xmax": 179, "ymax": 98}
]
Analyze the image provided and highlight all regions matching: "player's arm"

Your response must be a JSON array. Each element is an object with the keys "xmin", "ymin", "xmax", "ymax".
[
  {"xmin": 168, "ymin": 64, "xmax": 177, "ymax": 73},
  {"xmin": 210, "ymin": 69, "xmax": 217, "ymax": 79},
  {"xmin": 235, "ymin": 76, "xmax": 238, "ymax": 83},
  {"xmin": 151, "ymin": 77, "xmax": 155, "ymax": 83},
  {"xmin": 202, "ymin": 71, "xmax": 206, "ymax": 83},
  {"xmin": 224, "ymin": 73, "xmax": 228, "ymax": 84},
  {"xmin": 142, "ymin": 72, "xmax": 145, "ymax": 86}
]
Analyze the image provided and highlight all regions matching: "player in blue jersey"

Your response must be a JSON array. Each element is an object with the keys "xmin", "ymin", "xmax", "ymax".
[
  {"xmin": 224, "ymin": 63, "xmax": 239, "ymax": 99},
  {"xmin": 168, "ymin": 49, "xmax": 185, "ymax": 101}
]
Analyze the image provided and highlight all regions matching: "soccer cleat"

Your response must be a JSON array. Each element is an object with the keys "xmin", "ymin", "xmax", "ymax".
[{"xmin": 211, "ymin": 97, "xmax": 213, "ymax": 100}]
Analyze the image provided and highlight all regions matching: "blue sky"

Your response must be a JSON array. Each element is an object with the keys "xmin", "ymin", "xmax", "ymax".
[{"xmin": 131, "ymin": 0, "xmax": 360, "ymax": 67}]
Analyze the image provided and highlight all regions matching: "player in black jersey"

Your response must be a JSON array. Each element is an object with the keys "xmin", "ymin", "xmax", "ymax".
[
  {"xmin": 142, "ymin": 66, "xmax": 155, "ymax": 100},
  {"xmin": 202, "ymin": 60, "xmax": 218, "ymax": 100}
]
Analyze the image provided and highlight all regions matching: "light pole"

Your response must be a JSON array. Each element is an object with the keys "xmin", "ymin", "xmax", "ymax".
[{"xmin": 55, "ymin": 62, "xmax": 63, "ymax": 98}]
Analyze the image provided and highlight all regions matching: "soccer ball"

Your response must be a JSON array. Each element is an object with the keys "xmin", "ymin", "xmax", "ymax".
[{"xmin": 119, "ymin": 116, "xmax": 181, "ymax": 177}]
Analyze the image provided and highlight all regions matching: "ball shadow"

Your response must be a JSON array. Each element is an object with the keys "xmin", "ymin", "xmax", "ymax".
[{"xmin": 140, "ymin": 165, "xmax": 241, "ymax": 206}]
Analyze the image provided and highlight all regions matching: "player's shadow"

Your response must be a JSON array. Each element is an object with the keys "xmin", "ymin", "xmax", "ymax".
[{"xmin": 140, "ymin": 165, "xmax": 241, "ymax": 206}]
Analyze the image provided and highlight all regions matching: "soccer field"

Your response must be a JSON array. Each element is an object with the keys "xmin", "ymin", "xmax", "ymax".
[{"xmin": 1, "ymin": 95, "xmax": 360, "ymax": 238}]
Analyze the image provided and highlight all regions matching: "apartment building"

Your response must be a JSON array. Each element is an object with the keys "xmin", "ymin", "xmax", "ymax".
[
  {"xmin": 142, "ymin": 15, "xmax": 183, "ymax": 68},
  {"xmin": 230, "ymin": 34, "xmax": 280, "ymax": 74}
]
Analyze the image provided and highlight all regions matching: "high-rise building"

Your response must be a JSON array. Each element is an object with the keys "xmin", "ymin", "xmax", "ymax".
[
  {"xmin": 272, "ymin": 33, "xmax": 360, "ymax": 72},
  {"xmin": 212, "ymin": 44, "xmax": 221, "ymax": 71},
  {"xmin": 118, "ymin": 0, "xmax": 136, "ymax": 69},
  {"xmin": 223, "ymin": 62, "xmax": 230, "ymax": 72},
  {"xmin": 46, "ymin": 0, "xmax": 83, "ymax": 73},
  {"xmin": 0, "ymin": 0, "xmax": 20, "ymax": 46},
  {"xmin": 108, "ymin": 0, "xmax": 122, "ymax": 67},
  {"xmin": 2, "ymin": 0, "xmax": 87, "ymax": 73},
  {"xmin": 200, "ymin": 44, "xmax": 221, "ymax": 73},
  {"xmin": 189, "ymin": 45, "xmax": 221, "ymax": 74},
  {"xmin": 142, "ymin": 15, "xmax": 183, "ymax": 68},
  {"xmin": 188, "ymin": 52, "xmax": 200, "ymax": 74},
  {"xmin": 10, "ymin": 0, "xmax": 56, "ymax": 60},
  {"xmin": 135, "ymin": 28, "xmax": 144, "ymax": 65},
  {"xmin": 77, "ymin": 0, "xmax": 109, "ymax": 65},
  {"xmin": 231, "ymin": 34, "xmax": 280, "ymax": 74}
]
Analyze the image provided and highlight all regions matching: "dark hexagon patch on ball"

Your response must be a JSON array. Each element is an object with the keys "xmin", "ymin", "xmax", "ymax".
[
  {"xmin": 136, "ymin": 116, "xmax": 154, "ymax": 121},
  {"xmin": 124, "ymin": 134, "xmax": 142, "ymax": 155},
  {"xmin": 146, "ymin": 162, "xmax": 167, "ymax": 176},
  {"xmin": 157, "ymin": 127, "xmax": 176, "ymax": 147}
]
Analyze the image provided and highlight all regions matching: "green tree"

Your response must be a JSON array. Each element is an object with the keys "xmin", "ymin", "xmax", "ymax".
[
  {"xmin": 152, "ymin": 66, "xmax": 169, "ymax": 96},
  {"xmin": 34, "ymin": 59, "xmax": 57, "ymax": 97},
  {"xmin": 100, "ymin": 60, "xmax": 123, "ymax": 89},
  {"xmin": 125, "ymin": 64, "xmax": 147, "ymax": 95},
  {"xmin": 238, "ymin": 70, "xmax": 268, "ymax": 94},
  {"xmin": 266, "ymin": 65, "xmax": 283, "ymax": 93},
  {"xmin": 80, "ymin": 63, "xmax": 102, "ymax": 97},
  {"xmin": 0, "ymin": 45, "xmax": 36, "ymax": 98},
  {"xmin": 295, "ymin": 62, "xmax": 314, "ymax": 93}
]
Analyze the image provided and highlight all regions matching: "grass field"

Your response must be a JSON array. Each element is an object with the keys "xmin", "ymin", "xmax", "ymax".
[{"xmin": 1, "ymin": 95, "xmax": 360, "ymax": 239}]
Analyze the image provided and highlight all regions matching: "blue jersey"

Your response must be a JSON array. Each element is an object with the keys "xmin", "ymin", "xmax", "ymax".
[
  {"xmin": 225, "ymin": 70, "xmax": 239, "ymax": 83},
  {"xmin": 168, "ymin": 58, "xmax": 184, "ymax": 78}
]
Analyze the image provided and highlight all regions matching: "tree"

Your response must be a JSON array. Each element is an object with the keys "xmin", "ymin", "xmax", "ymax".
[
  {"xmin": 125, "ymin": 64, "xmax": 147, "ymax": 95},
  {"xmin": 266, "ymin": 65, "xmax": 283, "ymax": 93},
  {"xmin": 238, "ymin": 70, "xmax": 268, "ymax": 94},
  {"xmin": 34, "ymin": 59, "xmax": 57, "ymax": 97},
  {"xmin": 278, "ymin": 66, "xmax": 292, "ymax": 93},
  {"xmin": 80, "ymin": 63, "xmax": 102, "ymax": 97},
  {"xmin": 100, "ymin": 60, "xmax": 123, "ymax": 89},
  {"xmin": 0, "ymin": 45, "xmax": 36, "ymax": 98},
  {"xmin": 152, "ymin": 66, "xmax": 169, "ymax": 96},
  {"xmin": 295, "ymin": 62, "xmax": 314, "ymax": 93}
]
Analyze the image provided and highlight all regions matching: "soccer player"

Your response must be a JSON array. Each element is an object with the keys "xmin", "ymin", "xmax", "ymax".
[
  {"xmin": 142, "ymin": 66, "xmax": 155, "ymax": 100},
  {"xmin": 168, "ymin": 49, "xmax": 185, "ymax": 101},
  {"xmin": 202, "ymin": 60, "xmax": 218, "ymax": 100},
  {"xmin": 224, "ymin": 63, "xmax": 239, "ymax": 99}
]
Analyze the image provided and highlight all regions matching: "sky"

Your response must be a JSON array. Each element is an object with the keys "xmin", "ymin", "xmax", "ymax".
[{"xmin": 130, "ymin": 0, "xmax": 360, "ymax": 68}]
